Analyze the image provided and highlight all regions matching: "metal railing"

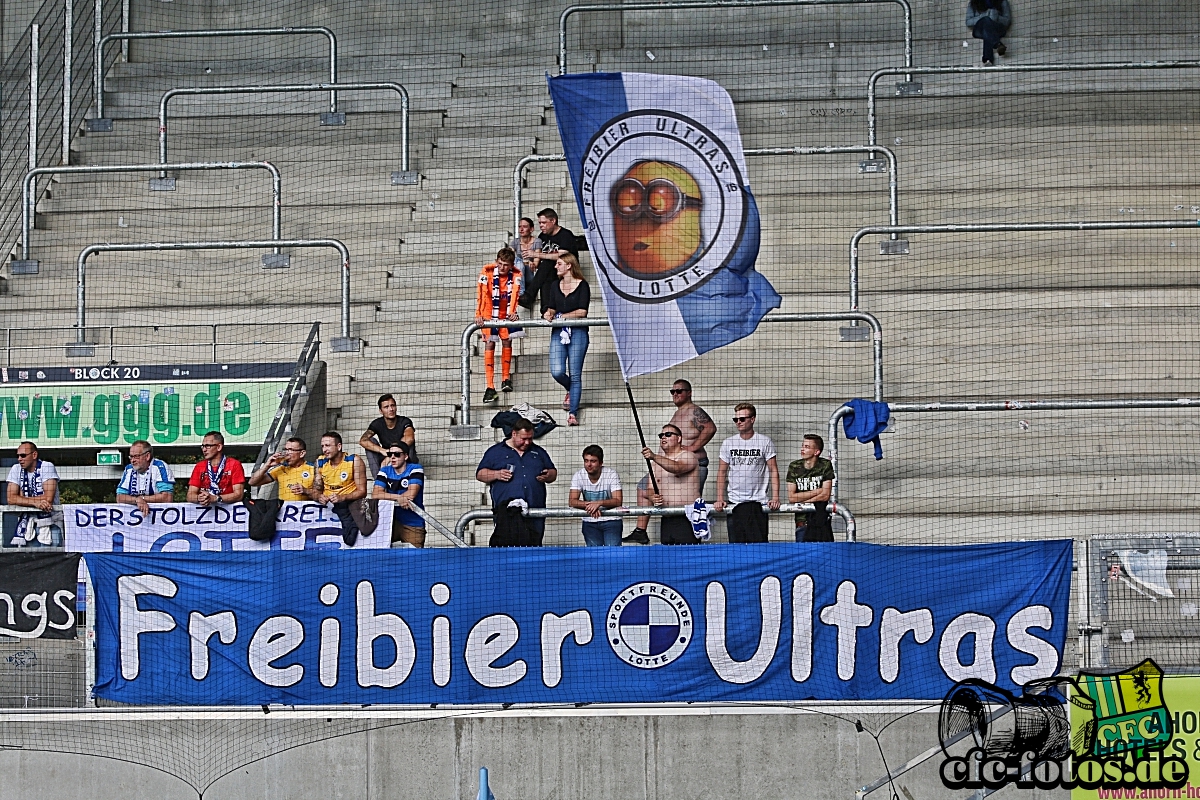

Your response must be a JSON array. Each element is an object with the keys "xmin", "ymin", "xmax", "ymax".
[
  {"xmin": 0, "ymin": 323, "xmax": 316, "ymax": 366},
  {"xmin": 846, "ymin": 220, "xmax": 1200, "ymax": 319},
  {"xmin": 2, "ymin": 0, "xmax": 118, "ymax": 278},
  {"xmin": 157, "ymin": 82, "xmax": 412, "ymax": 177},
  {"xmin": 560, "ymin": 0, "xmax": 913, "ymax": 76},
  {"xmin": 18, "ymin": 161, "xmax": 284, "ymax": 265},
  {"xmin": 74, "ymin": 239, "xmax": 356, "ymax": 349},
  {"xmin": 254, "ymin": 321, "xmax": 321, "ymax": 472},
  {"xmin": 866, "ymin": 61, "xmax": 1200, "ymax": 148},
  {"xmin": 514, "ymin": 144, "xmax": 901, "ymax": 240},
  {"xmin": 455, "ymin": 502, "xmax": 858, "ymax": 544},
  {"xmin": 458, "ymin": 312, "xmax": 885, "ymax": 427},
  {"xmin": 92, "ymin": 27, "xmax": 339, "ymax": 125},
  {"xmin": 826, "ymin": 397, "xmax": 1200, "ymax": 505}
]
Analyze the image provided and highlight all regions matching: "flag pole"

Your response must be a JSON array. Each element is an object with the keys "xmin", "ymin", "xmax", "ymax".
[{"xmin": 625, "ymin": 381, "xmax": 660, "ymax": 494}]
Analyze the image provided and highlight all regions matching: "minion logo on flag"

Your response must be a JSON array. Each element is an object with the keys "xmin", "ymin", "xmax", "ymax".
[
  {"xmin": 1070, "ymin": 658, "xmax": 1172, "ymax": 758},
  {"xmin": 550, "ymin": 73, "xmax": 781, "ymax": 380},
  {"xmin": 579, "ymin": 110, "xmax": 749, "ymax": 303}
]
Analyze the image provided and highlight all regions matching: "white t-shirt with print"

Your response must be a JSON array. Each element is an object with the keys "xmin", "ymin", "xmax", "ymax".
[
  {"xmin": 719, "ymin": 432, "xmax": 776, "ymax": 504},
  {"xmin": 570, "ymin": 466, "xmax": 622, "ymax": 524}
]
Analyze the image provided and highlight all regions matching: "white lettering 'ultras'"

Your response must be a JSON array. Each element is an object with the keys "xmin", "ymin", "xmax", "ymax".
[
  {"xmin": 878, "ymin": 607, "xmax": 934, "ymax": 684},
  {"xmin": 818, "ymin": 581, "xmax": 874, "ymax": 681},
  {"xmin": 939, "ymin": 612, "xmax": 997, "ymax": 683},
  {"xmin": 705, "ymin": 577, "xmax": 781, "ymax": 684},
  {"xmin": 1007, "ymin": 605, "xmax": 1058, "ymax": 685}
]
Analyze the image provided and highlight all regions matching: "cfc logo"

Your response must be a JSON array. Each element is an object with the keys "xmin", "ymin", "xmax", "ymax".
[{"xmin": 608, "ymin": 582, "xmax": 692, "ymax": 668}]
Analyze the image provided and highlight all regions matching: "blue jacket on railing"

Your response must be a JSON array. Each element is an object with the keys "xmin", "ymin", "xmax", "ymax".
[{"xmin": 842, "ymin": 399, "xmax": 890, "ymax": 460}]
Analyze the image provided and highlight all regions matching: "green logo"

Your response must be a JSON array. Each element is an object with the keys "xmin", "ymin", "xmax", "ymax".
[
  {"xmin": 1072, "ymin": 659, "xmax": 1172, "ymax": 758},
  {"xmin": 0, "ymin": 381, "xmax": 286, "ymax": 446}
]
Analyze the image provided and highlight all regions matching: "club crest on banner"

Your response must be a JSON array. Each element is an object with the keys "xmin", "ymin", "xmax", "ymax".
[
  {"xmin": 607, "ymin": 581, "xmax": 692, "ymax": 668},
  {"xmin": 581, "ymin": 111, "xmax": 749, "ymax": 303},
  {"xmin": 1072, "ymin": 658, "xmax": 1171, "ymax": 757}
]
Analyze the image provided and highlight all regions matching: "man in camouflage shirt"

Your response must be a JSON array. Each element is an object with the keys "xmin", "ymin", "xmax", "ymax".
[{"xmin": 786, "ymin": 434, "xmax": 835, "ymax": 542}]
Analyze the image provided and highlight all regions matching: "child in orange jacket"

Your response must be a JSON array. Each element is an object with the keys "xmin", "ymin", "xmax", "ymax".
[{"xmin": 474, "ymin": 246, "xmax": 522, "ymax": 403}]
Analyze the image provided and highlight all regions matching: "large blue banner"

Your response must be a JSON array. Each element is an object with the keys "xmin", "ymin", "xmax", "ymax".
[{"xmin": 85, "ymin": 541, "xmax": 1072, "ymax": 705}]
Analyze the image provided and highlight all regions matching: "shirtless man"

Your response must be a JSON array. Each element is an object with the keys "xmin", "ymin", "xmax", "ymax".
[
  {"xmin": 638, "ymin": 424, "xmax": 701, "ymax": 545},
  {"xmin": 667, "ymin": 379, "xmax": 717, "ymax": 493},
  {"xmin": 624, "ymin": 379, "xmax": 716, "ymax": 544}
]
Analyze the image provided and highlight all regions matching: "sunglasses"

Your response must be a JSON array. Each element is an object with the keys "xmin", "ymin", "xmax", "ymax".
[
  {"xmin": 732, "ymin": 416, "xmax": 753, "ymax": 423},
  {"xmin": 387, "ymin": 451, "xmax": 406, "ymax": 457},
  {"xmin": 611, "ymin": 177, "xmax": 701, "ymax": 222},
  {"xmin": 669, "ymin": 388, "xmax": 687, "ymax": 395},
  {"xmin": 658, "ymin": 432, "xmax": 678, "ymax": 439}
]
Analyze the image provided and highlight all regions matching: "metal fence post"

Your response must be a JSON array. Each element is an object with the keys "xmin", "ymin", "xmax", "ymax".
[
  {"xmin": 91, "ymin": 0, "xmax": 103, "ymax": 123},
  {"xmin": 28, "ymin": 23, "xmax": 40, "ymax": 225},
  {"xmin": 120, "ymin": 0, "xmax": 129, "ymax": 60},
  {"xmin": 21, "ymin": 161, "xmax": 286, "ymax": 265},
  {"xmin": 62, "ymin": 0, "xmax": 73, "ymax": 165},
  {"xmin": 848, "ymin": 221, "xmax": 1200, "ymax": 319},
  {"xmin": 75, "ymin": 240, "xmax": 358, "ymax": 353},
  {"xmin": 560, "ymin": 0, "xmax": 914, "ymax": 75},
  {"xmin": 156, "ymin": 83, "xmax": 413, "ymax": 181},
  {"xmin": 515, "ymin": 146, "xmax": 901, "ymax": 242}
]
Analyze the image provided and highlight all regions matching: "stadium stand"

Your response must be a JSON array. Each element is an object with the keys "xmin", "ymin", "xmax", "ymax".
[
  {"xmin": 0, "ymin": 0, "xmax": 1196, "ymax": 552},
  {"xmin": 0, "ymin": 0, "xmax": 1199, "ymax": 793}
]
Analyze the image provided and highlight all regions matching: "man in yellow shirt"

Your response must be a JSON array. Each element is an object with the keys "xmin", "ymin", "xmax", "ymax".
[
  {"xmin": 313, "ymin": 431, "xmax": 370, "ymax": 545},
  {"xmin": 248, "ymin": 437, "xmax": 315, "ymax": 501}
]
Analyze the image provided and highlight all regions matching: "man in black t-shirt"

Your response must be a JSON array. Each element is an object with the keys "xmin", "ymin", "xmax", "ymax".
[
  {"xmin": 357, "ymin": 393, "xmax": 417, "ymax": 478},
  {"xmin": 785, "ymin": 434, "xmax": 836, "ymax": 542},
  {"xmin": 519, "ymin": 207, "xmax": 578, "ymax": 311}
]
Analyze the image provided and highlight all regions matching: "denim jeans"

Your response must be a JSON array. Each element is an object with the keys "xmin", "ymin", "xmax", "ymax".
[
  {"xmin": 582, "ymin": 518, "xmax": 623, "ymax": 546},
  {"xmin": 972, "ymin": 18, "xmax": 1007, "ymax": 62},
  {"xmin": 549, "ymin": 326, "xmax": 589, "ymax": 415}
]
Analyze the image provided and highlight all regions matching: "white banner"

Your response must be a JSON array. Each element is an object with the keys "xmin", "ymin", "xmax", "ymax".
[{"xmin": 64, "ymin": 502, "xmax": 394, "ymax": 552}]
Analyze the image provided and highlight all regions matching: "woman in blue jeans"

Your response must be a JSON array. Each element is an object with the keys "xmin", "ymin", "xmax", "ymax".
[
  {"xmin": 966, "ymin": 0, "xmax": 1010, "ymax": 66},
  {"xmin": 542, "ymin": 252, "xmax": 590, "ymax": 426}
]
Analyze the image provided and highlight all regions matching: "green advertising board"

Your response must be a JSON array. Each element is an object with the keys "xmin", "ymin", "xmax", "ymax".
[{"xmin": 0, "ymin": 380, "xmax": 287, "ymax": 447}]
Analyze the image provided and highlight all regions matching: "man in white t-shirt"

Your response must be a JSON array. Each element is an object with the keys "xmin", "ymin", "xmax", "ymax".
[
  {"xmin": 714, "ymin": 403, "xmax": 780, "ymax": 543},
  {"xmin": 6, "ymin": 440, "xmax": 62, "ymax": 547},
  {"xmin": 567, "ymin": 444, "xmax": 624, "ymax": 546}
]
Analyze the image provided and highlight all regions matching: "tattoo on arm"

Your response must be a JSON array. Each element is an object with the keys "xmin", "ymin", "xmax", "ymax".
[{"xmin": 693, "ymin": 407, "xmax": 714, "ymax": 428}]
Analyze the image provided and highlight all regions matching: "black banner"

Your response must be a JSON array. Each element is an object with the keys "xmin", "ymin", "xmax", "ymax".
[
  {"xmin": 0, "ymin": 552, "xmax": 80, "ymax": 639},
  {"xmin": 0, "ymin": 362, "xmax": 295, "ymax": 384}
]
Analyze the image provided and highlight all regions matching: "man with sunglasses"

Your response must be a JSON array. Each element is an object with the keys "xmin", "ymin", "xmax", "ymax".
[
  {"xmin": 519, "ymin": 208, "xmax": 577, "ymax": 312},
  {"xmin": 187, "ymin": 431, "xmax": 245, "ymax": 507},
  {"xmin": 635, "ymin": 424, "xmax": 700, "ymax": 545},
  {"xmin": 116, "ymin": 440, "xmax": 175, "ymax": 513},
  {"xmin": 715, "ymin": 403, "xmax": 781, "ymax": 543},
  {"xmin": 371, "ymin": 442, "xmax": 426, "ymax": 548},
  {"xmin": 624, "ymin": 379, "xmax": 716, "ymax": 544},
  {"xmin": 6, "ymin": 441, "xmax": 61, "ymax": 546}
]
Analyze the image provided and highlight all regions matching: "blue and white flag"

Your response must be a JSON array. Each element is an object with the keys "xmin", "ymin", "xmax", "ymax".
[{"xmin": 549, "ymin": 73, "xmax": 781, "ymax": 379}]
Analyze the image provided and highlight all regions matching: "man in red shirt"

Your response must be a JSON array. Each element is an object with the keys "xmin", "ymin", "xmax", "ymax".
[{"xmin": 187, "ymin": 431, "xmax": 246, "ymax": 507}]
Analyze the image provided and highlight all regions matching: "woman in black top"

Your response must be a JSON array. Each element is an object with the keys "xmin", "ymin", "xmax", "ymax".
[{"xmin": 542, "ymin": 252, "xmax": 590, "ymax": 426}]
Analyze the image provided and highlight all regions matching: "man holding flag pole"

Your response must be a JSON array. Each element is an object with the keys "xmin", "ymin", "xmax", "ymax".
[{"xmin": 548, "ymin": 71, "xmax": 781, "ymax": 509}]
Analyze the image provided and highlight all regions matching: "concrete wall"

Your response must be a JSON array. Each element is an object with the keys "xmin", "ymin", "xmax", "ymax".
[{"xmin": 0, "ymin": 707, "xmax": 1068, "ymax": 800}]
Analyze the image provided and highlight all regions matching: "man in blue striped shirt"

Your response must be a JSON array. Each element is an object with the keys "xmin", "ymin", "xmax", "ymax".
[{"xmin": 115, "ymin": 440, "xmax": 175, "ymax": 513}]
